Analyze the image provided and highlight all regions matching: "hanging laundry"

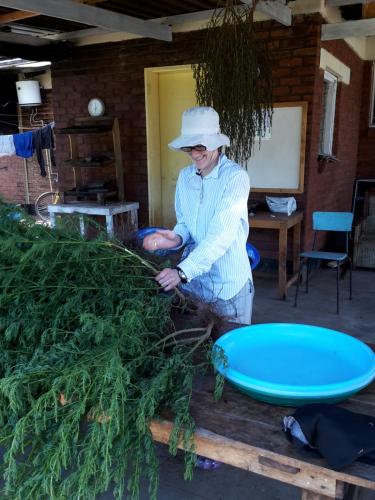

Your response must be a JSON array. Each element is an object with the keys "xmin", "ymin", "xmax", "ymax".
[
  {"xmin": 12, "ymin": 131, "xmax": 34, "ymax": 159},
  {"xmin": 32, "ymin": 123, "xmax": 56, "ymax": 177},
  {"xmin": 0, "ymin": 135, "xmax": 16, "ymax": 157}
]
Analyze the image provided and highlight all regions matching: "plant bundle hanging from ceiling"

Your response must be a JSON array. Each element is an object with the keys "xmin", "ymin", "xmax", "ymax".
[{"xmin": 192, "ymin": 0, "xmax": 274, "ymax": 165}]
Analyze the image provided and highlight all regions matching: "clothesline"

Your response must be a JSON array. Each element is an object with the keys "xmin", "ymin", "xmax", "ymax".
[
  {"xmin": 0, "ymin": 118, "xmax": 54, "ymax": 128},
  {"xmin": 0, "ymin": 112, "xmax": 54, "ymax": 117},
  {"xmin": 0, "ymin": 122, "xmax": 56, "ymax": 177}
]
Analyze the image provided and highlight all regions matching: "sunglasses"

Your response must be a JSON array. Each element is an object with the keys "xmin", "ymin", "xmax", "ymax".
[{"xmin": 180, "ymin": 145, "xmax": 207, "ymax": 152}]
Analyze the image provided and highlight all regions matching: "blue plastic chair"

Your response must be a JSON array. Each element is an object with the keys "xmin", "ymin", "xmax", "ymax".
[
  {"xmin": 294, "ymin": 211, "xmax": 353, "ymax": 314},
  {"xmin": 246, "ymin": 242, "xmax": 260, "ymax": 271}
]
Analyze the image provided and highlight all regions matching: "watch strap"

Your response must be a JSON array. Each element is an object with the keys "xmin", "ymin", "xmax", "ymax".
[{"xmin": 175, "ymin": 266, "xmax": 188, "ymax": 283}]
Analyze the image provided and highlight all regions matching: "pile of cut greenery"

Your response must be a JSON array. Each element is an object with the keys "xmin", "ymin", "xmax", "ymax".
[{"xmin": 0, "ymin": 203, "xmax": 223, "ymax": 499}]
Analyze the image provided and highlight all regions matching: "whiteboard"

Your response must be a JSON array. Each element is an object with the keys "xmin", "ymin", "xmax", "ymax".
[{"xmin": 245, "ymin": 102, "xmax": 307, "ymax": 193}]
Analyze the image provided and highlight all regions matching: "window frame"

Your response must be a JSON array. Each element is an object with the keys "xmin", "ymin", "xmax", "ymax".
[{"xmin": 319, "ymin": 70, "xmax": 338, "ymax": 156}]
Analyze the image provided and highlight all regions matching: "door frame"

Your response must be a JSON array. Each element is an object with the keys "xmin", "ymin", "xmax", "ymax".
[{"xmin": 144, "ymin": 64, "xmax": 192, "ymax": 226}]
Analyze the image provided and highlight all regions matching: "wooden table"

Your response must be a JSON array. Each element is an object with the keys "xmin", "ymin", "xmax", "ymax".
[
  {"xmin": 48, "ymin": 201, "xmax": 139, "ymax": 238},
  {"xmin": 151, "ymin": 371, "xmax": 375, "ymax": 500},
  {"xmin": 249, "ymin": 211, "xmax": 304, "ymax": 299}
]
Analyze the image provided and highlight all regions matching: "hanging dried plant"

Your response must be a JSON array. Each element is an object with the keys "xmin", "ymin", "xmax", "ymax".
[{"xmin": 192, "ymin": 0, "xmax": 274, "ymax": 164}]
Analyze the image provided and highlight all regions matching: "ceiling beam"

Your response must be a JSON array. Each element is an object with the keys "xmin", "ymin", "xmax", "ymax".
[
  {"xmin": 325, "ymin": 0, "xmax": 372, "ymax": 6},
  {"xmin": 0, "ymin": 10, "xmax": 39, "ymax": 23},
  {"xmin": 161, "ymin": 1, "xmax": 291, "ymax": 27},
  {"xmin": 0, "ymin": 1, "xmax": 109, "ymax": 25},
  {"xmin": 322, "ymin": 17, "xmax": 375, "ymax": 39},
  {"xmin": 242, "ymin": 0, "xmax": 291, "ymax": 26},
  {"xmin": 0, "ymin": 1, "xmax": 108, "ymax": 27},
  {"xmin": 0, "ymin": 32, "xmax": 49, "ymax": 46},
  {"xmin": 0, "ymin": 0, "xmax": 172, "ymax": 41}
]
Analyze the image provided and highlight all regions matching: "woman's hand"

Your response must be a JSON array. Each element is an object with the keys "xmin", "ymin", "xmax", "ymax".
[
  {"xmin": 155, "ymin": 268, "xmax": 181, "ymax": 291},
  {"xmin": 143, "ymin": 229, "xmax": 182, "ymax": 252}
]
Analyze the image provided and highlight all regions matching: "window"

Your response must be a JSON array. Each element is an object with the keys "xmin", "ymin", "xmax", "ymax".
[
  {"xmin": 319, "ymin": 71, "xmax": 337, "ymax": 155},
  {"xmin": 370, "ymin": 62, "xmax": 375, "ymax": 127}
]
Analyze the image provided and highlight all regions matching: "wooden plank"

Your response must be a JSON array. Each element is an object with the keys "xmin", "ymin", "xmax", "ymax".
[
  {"xmin": 322, "ymin": 18, "xmax": 375, "ymax": 40},
  {"xmin": 253, "ymin": 0, "xmax": 292, "ymax": 26},
  {"xmin": 112, "ymin": 118, "xmax": 124, "ymax": 201},
  {"xmin": 151, "ymin": 418, "xmax": 374, "ymax": 497},
  {"xmin": 188, "ymin": 375, "xmax": 375, "ymax": 486},
  {"xmin": 0, "ymin": 0, "xmax": 171, "ymax": 41},
  {"xmin": 363, "ymin": 2, "xmax": 375, "ymax": 18},
  {"xmin": 301, "ymin": 491, "xmax": 337, "ymax": 500},
  {"xmin": 158, "ymin": 1, "xmax": 291, "ymax": 28},
  {"xmin": 325, "ymin": 0, "xmax": 372, "ymax": 7},
  {"xmin": 151, "ymin": 419, "xmax": 340, "ymax": 498},
  {"xmin": 279, "ymin": 224, "xmax": 288, "ymax": 299},
  {"xmin": 0, "ymin": 32, "xmax": 50, "ymax": 45},
  {"xmin": 0, "ymin": 0, "xmax": 109, "ymax": 26},
  {"xmin": 0, "ymin": 10, "xmax": 38, "ymax": 23},
  {"xmin": 249, "ymin": 211, "xmax": 303, "ymax": 230},
  {"xmin": 292, "ymin": 220, "xmax": 302, "ymax": 275}
]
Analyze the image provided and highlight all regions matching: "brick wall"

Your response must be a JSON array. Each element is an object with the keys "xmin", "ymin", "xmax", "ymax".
[
  {"xmin": 357, "ymin": 61, "xmax": 375, "ymax": 179},
  {"xmin": 51, "ymin": 14, "xmax": 322, "ymax": 252},
  {"xmin": 303, "ymin": 38, "xmax": 364, "ymax": 249},
  {"xmin": 0, "ymin": 88, "xmax": 55, "ymax": 208}
]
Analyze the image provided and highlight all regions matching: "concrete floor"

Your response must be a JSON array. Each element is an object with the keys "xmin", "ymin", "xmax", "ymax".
[{"xmin": 104, "ymin": 266, "xmax": 375, "ymax": 500}]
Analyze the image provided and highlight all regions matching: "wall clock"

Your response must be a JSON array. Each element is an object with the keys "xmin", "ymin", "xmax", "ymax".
[{"xmin": 88, "ymin": 97, "xmax": 105, "ymax": 117}]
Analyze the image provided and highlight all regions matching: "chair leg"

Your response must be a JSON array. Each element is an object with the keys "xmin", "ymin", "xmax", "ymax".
[
  {"xmin": 305, "ymin": 259, "xmax": 310, "ymax": 294},
  {"xmin": 294, "ymin": 261, "xmax": 304, "ymax": 308},
  {"xmin": 348, "ymin": 257, "xmax": 353, "ymax": 300},
  {"xmin": 336, "ymin": 261, "xmax": 340, "ymax": 314}
]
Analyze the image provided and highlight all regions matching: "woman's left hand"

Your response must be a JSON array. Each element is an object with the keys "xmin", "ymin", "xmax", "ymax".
[{"xmin": 155, "ymin": 268, "xmax": 181, "ymax": 291}]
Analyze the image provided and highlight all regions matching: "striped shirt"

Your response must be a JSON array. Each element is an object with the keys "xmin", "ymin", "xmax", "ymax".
[{"xmin": 173, "ymin": 153, "xmax": 252, "ymax": 302}]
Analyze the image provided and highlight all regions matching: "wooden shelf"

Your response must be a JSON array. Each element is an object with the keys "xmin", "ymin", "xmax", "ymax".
[
  {"xmin": 57, "ymin": 117, "xmax": 124, "ymax": 201},
  {"xmin": 61, "ymin": 157, "xmax": 114, "ymax": 168},
  {"xmin": 56, "ymin": 125, "xmax": 113, "ymax": 134}
]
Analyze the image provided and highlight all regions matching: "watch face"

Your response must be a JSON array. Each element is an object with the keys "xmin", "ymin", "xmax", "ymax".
[{"xmin": 88, "ymin": 98, "xmax": 105, "ymax": 117}]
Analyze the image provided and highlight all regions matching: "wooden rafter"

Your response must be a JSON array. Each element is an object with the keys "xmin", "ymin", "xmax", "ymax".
[
  {"xmin": 0, "ymin": 1, "xmax": 107, "ymax": 26},
  {"xmin": 0, "ymin": 0, "xmax": 171, "ymax": 41},
  {"xmin": 0, "ymin": 10, "xmax": 38, "ymax": 24},
  {"xmin": 325, "ymin": 0, "xmax": 372, "ymax": 6},
  {"xmin": 241, "ymin": 0, "xmax": 291, "ymax": 26},
  {"xmin": 363, "ymin": 2, "xmax": 375, "ymax": 18},
  {"xmin": 322, "ymin": 17, "xmax": 375, "ymax": 39}
]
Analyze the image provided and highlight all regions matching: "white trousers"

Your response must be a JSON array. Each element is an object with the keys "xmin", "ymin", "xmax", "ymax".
[{"xmin": 211, "ymin": 279, "xmax": 254, "ymax": 325}]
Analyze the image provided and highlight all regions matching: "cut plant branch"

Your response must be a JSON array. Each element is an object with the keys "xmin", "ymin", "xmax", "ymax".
[{"xmin": 0, "ymin": 203, "xmax": 224, "ymax": 500}]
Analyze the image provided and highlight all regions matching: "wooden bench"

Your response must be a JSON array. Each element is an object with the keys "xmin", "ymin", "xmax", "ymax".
[{"xmin": 151, "ymin": 365, "xmax": 375, "ymax": 499}]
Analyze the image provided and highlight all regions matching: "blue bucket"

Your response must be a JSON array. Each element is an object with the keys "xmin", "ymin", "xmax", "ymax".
[{"xmin": 246, "ymin": 242, "xmax": 260, "ymax": 270}]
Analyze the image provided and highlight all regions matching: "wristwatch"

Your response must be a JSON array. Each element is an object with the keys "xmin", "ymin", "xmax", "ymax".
[{"xmin": 175, "ymin": 266, "xmax": 188, "ymax": 284}]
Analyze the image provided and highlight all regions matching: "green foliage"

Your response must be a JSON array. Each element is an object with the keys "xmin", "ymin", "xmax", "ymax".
[
  {"xmin": 0, "ymin": 204, "xmax": 222, "ymax": 499},
  {"xmin": 192, "ymin": 0, "xmax": 274, "ymax": 164}
]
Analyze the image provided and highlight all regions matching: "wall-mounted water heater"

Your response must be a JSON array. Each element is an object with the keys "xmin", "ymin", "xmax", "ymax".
[{"xmin": 15, "ymin": 80, "xmax": 42, "ymax": 106}]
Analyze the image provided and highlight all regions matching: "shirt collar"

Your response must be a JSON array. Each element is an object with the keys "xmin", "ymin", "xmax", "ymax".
[{"xmin": 189, "ymin": 153, "xmax": 227, "ymax": 180}]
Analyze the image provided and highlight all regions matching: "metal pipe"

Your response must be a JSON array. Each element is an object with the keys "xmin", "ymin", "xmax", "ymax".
[{"xmin": 17, "ymin": 104, "xmax": 30, "ymax": 205}]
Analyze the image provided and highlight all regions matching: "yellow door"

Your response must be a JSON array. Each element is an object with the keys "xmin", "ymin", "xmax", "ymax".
[{"xmin": 145, "ymin": 66, "xmax": 196, "ymax": 227}]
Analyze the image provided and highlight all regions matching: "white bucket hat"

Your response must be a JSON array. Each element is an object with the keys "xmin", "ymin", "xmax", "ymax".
[{"xmin": 168, "ymin": 106, "xmax": 230, "ymax": 152}]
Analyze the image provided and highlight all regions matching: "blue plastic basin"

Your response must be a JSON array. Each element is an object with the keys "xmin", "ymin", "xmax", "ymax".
[{"xmin": 213, "ymin": 323, "xmax": 375, "ymax": 406}]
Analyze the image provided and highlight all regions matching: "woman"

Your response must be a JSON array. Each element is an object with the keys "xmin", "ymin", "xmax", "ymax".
[{"xmin": 143, "ymin": 106, "xmax": 254, "ymax": 324}]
